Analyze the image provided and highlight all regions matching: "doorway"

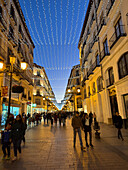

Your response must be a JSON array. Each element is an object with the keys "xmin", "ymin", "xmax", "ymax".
[{"xmin": 110, "ymin": 95, "xmax": 119, "ymax": 124}]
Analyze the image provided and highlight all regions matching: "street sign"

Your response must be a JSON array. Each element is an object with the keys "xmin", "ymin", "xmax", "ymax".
[{"xmin": 2, "ymin": 86, "xmax": 8, "ymax": 97}]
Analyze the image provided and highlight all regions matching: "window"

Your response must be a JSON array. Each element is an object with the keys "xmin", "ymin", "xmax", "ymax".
[
  {"xmin": 36, "ymin": 89, "xmax": 40, "ymax": 96},
  {"xmin": 36, "ymin": 80, "xmax": 40, "ymax": 86},
  {"xmin": 118, "ymin": 52, "xmax": 128, "ymax": 79},
  {"xmin": 37, "ymin": 70, "xmax": 41, "ymax": 76},
  {"xmin": 92, "ymin": 82, "xmax": 96, "ymax": 94},
  {"xmin": 103, "ymin": 38, "xmax": 109, "ymax": 55},
  {"xmin": 0, "ymin": 6, "xmax": 2, "ymax": 15},
  {"xmin": 108, "ymin": 67, "xmax": 114, "ymax": 86},
  {"xmin": 96, "ymin": 54, "xmax": 100, "ymax": 65},
  {"xmin": 76, "ymin": 70, "xmax": 79, "ymax": 76},
  {"xmin": 88, "ymin": 86, "xmax": 91, "ymax": 97},
  {"xmin": 76, "ymin": 78, "xmax": 80, "ymax": 85},
  {"xmin": 115, "ymin": 18, "xmax": 124, "ymax": 38},
  {"xmin": 84, "ymin": 89, "xmax": 86, "ymax": 99},
  {"xmin": 9, "ymin": 25, "xmax": 14, "ymax": 39},
  {"xmin": 10, "ymin": 5, "xmax": 15, "ymax": 18},
  {"xmin": 35, "ymin": 98, "xmax": 41, "ymax": 105},
  {"xmin": 97, "ymin": 76, "xmax": 103, "ymax": 92}
]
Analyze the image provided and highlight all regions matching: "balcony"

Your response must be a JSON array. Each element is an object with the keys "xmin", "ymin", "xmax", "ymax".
[
  {"xmin": 0, "ymin": 14, "xmax": 7, "ymax": 31},
  {"xmin": 106, "ymin": 0, "xmax": 115, "ymax": 16},
  {"xmin": 17, "ymin": 46, "xmax": 24, "ymax": 58},
  {"xmin": 100, "ymin": 47, "xmax": 110, "ymax": 62},
  {"xmin": 98, "ymin": 18, "xmax": 106, "ymax": 34},
  {"xmin": 109, "ymin": 25, "xmax": 126, "ymax": 49},
  {"xmin": 106, "ymin": 74, "xmax": 114, "ymax": 87},
  {"xmin": 10, "ymin": 14, "xmax": 17, "ymax": 26},
  {"xmin": 8, "ymin": 32, "xmax": 17, "ymax": 47},
  {"xmin": 92, "ymin": 59, "xmax": 100, "ymax": 71},
  {"xmin": 87, "ymin": 66, "xmax": 93, "ymax": 78},
  {"xmin": 0, "ymin": 45, "xmax": 7, "ymax": 60}
]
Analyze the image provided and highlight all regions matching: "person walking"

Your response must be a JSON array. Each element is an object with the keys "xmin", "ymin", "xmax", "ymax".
[
  {"xmin": 1, "ymin": 124, "xmax": 11, "ymax": 160},
  {"xmin": 82, "ymin": 113, "xmax": 93, "ymax": 148},
  {"xmin": 10, "ymin": 115, "xmax": 24, "ymax": 161},
  {"xmin": 71, "ymin": 112, "xmax": 85, "ymax": 150},
  {"xmin": 115, "ymin": 112, "xmax": 124, "ymax": 141}
]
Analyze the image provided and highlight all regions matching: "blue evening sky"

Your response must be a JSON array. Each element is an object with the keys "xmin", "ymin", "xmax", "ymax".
[{"xmin": 19, "ymin": 0, "xmax": 89, "ymax": 103}]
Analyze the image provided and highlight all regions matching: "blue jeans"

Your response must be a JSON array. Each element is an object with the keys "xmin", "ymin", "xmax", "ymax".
[{"xmin": 73, "ymin": 128, "xmax": 83, "ymax": 147}]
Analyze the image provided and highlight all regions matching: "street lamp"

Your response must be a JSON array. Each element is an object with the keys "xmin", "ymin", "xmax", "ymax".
[{"xmin": 0, "ymin": 55, "xmax": 28, "ymax": 116}]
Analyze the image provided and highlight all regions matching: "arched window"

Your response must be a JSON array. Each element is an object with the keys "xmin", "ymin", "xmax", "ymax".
[
  {"xmin": 97, "ymin": 76, "xmax": 103, "ymax": 92},
  {"xmin": 118, "ymin": 52, "xmax": 128, "ymax": 79}
]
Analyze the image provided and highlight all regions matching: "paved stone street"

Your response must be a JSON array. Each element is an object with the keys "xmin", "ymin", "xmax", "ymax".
[{"xmin": 0, "ymin": 118, "xmax": 128, "ymax": 170}]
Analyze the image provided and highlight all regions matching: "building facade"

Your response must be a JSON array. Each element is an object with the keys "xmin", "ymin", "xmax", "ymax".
[
  {"xmin": 78, "ymin": 0, "xmax": 128, "ymax": 127},
  {"xmin": 62, "ymin": 64, "xmax": 83, "ymax": 112},
  {"xmin": 33, "ymin": 63, "xmax": 57, "ymax": 113},
  {"xmin": 0, "ymin": 0, "xmax": 34, "ymax": 125}
]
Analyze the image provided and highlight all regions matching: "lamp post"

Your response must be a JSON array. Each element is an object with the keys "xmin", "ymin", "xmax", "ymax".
[
  {"xmin": 0, "ymin": 55, "xmax": 27, "ymax": 117},
  {"xmin": 67, "ymin": 87, "xmax": 81, "ymax": 113}
]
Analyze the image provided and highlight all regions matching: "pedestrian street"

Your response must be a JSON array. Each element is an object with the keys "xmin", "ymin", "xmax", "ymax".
[{"xmin": 0, "ymin": 118, "xmax": 128, "ymax": 170}]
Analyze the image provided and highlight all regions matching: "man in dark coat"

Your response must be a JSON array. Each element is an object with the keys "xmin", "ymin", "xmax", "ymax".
[
  {"xmin": 71, "ymin": 112, "xmax": 85, "ymax": 150},
  {"xmin": 115, "ymin": 112, "xmax": 124, "ymax": 141}
]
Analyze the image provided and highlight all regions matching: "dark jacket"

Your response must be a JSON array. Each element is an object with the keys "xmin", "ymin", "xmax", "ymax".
[
  {"xmin": 72, "ymin": 116, "xmax": 83, "ymax": 129},
  {"xmin": 10, "ymin": 120, "xmax": 24, "ymax": 141},
  {"xmin": 1, "ymin": 130, "xmax": 11, "ymax": 144},
  {"xmin": 115, "ymin": 115, "xmax": 123, "ymax": 129},
  {"xmin": 82, "ymin": 117, "xmax": 91, "ymax": 132}
]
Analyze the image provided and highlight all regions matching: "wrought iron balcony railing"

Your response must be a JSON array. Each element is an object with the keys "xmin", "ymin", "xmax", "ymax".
[
  {"xmin": 109, "ymin": 25, "xmax": 126, "ymax": 49},
  {"xmin": 100, "ymin": 46, "xmax": 110, "ymax": 62},
  {"xmin": 0, "ymin": 14, "xmax": 7, "ymax": 31},
  {"xmin": 106, "ymin": 0, "xmax": 115, "ymax": 16}
]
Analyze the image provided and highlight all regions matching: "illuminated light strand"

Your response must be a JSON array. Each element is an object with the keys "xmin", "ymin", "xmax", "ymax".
[
  {"xmin": 48, "ymin": 0, "xmax": 55, "ymax": 45},
  {"xmin": 46, "ymin": 46, "xmax": 51, "ymax": 71},
  {"xmin": 68, "ymin": 0, "xmax": 75, "ymax": 44},
  {"xmin": 42, "ymin": 46, "xmax": 49, "ymax": 69},
  {"xmin": 54, "ymin": 0, "xmax": 59, "ymax": 45},
  {"xmin": 41, "ymin": 0, "xmax": 51, "ymax": 45},
  {"xmin": 60, "ymin": 0, "xmax": 63, "ymax": 45},
  {"xmin": 35, "ymin": 0, "xmax": 47, "ymax": 45},
  {"xmin": 75, "ymin": 0, "xmax": 88, "ymax": 45},
  {"xmin": 64, "ymin": 0, "xmax": 69, "ymax": 45},
  {"xmin": 23, "ymin": 0, "xmax": 40, "ymax": 46},
  {"xmin": 71, "ymin": 0, "xmax": 81, "ymax": 44},
  {"xmin": 29, "ymin": 0, "xmax": 43, "ymax": 45}
]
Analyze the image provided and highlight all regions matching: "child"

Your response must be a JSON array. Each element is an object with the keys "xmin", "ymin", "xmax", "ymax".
[{"xmin": 1, "ymin": 124, "xmax": 11, "ymax": 160}]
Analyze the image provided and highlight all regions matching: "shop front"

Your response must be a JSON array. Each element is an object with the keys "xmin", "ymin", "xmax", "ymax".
[
  {"xmin": 123, "ymin": 94, "xmax": 128, "ymax": 128},
  {"xmin": 1, "ymin": 101, "xmax": 20, "ymax": 126}
]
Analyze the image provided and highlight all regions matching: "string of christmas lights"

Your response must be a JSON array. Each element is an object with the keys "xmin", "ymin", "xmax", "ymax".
[
  {"xmin": 64, "ymin": 0, "xmax": 69, "ymax": 45},
  {"xmin": 28, "ymin": 0, "xmax": 43, "ymax": 45},
  {"xmin": 22, "ymin": 0, "xmax": 40, "ymax": 46},
  {"xmin": 35, "ymin": 0, "xmax": 47, "ymax": 45},
  {"xmin": 71, "ymin": 0, "xmax": 81, "ymax": 45},
  {"xmin": 41, "ymin": 0, "xmax": 51, "ymax": 45},
  {"xmin": 48, "ymin": 0, "xmax": 55, "ymax": 45},
  {"xmin": 54, "ymin": 0, "xmax": 59, "ymax": 45},
  {"xmin": 68, "ymin": 0, "xmax": 75, "ymax": 44}
]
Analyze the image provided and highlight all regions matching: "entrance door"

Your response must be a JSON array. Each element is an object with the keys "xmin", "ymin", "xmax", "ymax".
[{"xmin": 110, "ymin": 95, "xmax": 119, "ymax": 124}]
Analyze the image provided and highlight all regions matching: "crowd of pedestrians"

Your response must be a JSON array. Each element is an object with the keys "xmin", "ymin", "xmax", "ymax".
[{"xmin": 42, "ymin": 112, "xmax": 68, "ymax": 127}]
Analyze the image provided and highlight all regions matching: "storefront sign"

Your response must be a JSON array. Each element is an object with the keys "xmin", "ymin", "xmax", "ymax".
[
  {"xmin": 32, "ymin": 104, "xmax": 37, "ymax": 107},
  {"xmin": 2, "ymin": 86, "xmax": 8, "ymax": 97}
]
